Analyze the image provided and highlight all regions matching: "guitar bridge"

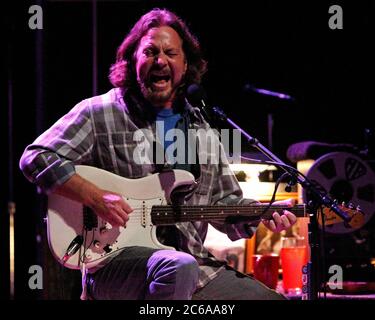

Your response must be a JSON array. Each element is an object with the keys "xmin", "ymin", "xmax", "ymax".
[{"xmin": 141, "ymin": 201, "xmax": 146, "ymax": 228}]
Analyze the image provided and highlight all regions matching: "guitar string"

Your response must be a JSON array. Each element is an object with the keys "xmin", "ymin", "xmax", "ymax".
[
  {"xmin": 89, "ymin": 205, "xmax": 307, "ymax": 225},
  {"xmin": 108, "ymin": 207, "xmax": 306, "ymax": 215},
  {"xmin": 110, "ymin": 205, "xmax": 304, "ymax": 210},
  {"xmin": 109, "ymin": 205, "xmax": 306, "ymax": 212},
  {"xmin": 98, "ymin": 207, "xmax": 306, "ymax": 221},
  {"xmin": 97, "ymin": 212, "xmax": 304, "ymax": 223},
  {"xmin": 119, "ymin": 204, "xmax": 306, "ymax": 209},
  {"xmin": 113, "ymin": 209, "xmax": 305, "ymax": 216}
]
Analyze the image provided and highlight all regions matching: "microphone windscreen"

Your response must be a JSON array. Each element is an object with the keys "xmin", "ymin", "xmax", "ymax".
[{"xmin": 186, "ymin": 84, "xmax": 207, "ymax": 104}]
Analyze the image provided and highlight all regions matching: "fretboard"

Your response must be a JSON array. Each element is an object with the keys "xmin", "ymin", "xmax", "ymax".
[{"xmin": 151, "ymin": 204, "xmax": 306, "ymax": 225}]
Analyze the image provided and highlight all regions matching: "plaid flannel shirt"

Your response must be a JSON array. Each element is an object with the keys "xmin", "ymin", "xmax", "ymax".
[{"xmin": 20, "ymin": 88, "xmax": 260, "ymax": 288}]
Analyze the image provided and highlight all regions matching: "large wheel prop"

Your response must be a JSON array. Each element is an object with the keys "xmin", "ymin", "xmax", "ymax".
[{"xmin": 303, "ymin": 152, "xmax": 375, "ymax": 234}]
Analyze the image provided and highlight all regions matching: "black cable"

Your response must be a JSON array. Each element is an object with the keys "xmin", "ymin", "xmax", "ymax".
[
  {"xmin": 80, "ymin": 229, "xmax": 95, "ymax": 264},
  {"xmin": 80, "ymin": 229, "xmax": 88, "ymax": 264},
  {"xmin": 261, "ymin": 172, "xmax": 292, "ymax": 217},
  {"xmin": 319, "ymin": 206, "xmax": 327, "ymax": 299},
  {"xmin": 59, "ymin": 261, "xmax": 65, "ymax": 299}
]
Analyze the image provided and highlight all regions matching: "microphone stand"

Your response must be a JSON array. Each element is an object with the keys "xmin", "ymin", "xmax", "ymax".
[{"xmin": 209, "ymin": 106, "xmax": 352, "ymax": 300}]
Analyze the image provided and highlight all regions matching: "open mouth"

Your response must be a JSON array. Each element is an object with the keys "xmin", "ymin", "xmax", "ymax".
[{"xmin": 148, "ymin": 73, "xmax": 171, "ymax": 89}]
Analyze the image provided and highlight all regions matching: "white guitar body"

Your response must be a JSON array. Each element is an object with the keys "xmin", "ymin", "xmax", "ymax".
[
  {"xmin": 48, "ymin": 166, "xmax": 357, "ymax": 271},
  {"xmin": 47, "ymin": 165, "xmax": 196, "ymax": 270}
]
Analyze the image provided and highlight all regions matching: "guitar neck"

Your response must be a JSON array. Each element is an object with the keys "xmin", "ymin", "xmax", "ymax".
[{"xmin": 151, "ymin": 204, "xmax": 306, "ymax": 225}]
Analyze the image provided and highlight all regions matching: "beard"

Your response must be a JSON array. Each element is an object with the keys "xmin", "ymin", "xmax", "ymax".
[{"xmin": 138, "ymin": 79, "xmax": 175, "ymax": 106}]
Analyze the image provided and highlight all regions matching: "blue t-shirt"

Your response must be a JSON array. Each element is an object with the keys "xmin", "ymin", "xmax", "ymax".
[
  {"xmin": 156, "ymin": 108, "xmax": 182, "ymax": 161},
  {"xmin": 155, "ymin": 108, "xmax": 199, "ymax": 178}
]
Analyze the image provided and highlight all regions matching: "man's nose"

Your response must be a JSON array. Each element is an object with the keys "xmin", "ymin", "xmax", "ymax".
[{"xmin": 155, "ymin": 53, "xmax": 168, "ymax": 67}]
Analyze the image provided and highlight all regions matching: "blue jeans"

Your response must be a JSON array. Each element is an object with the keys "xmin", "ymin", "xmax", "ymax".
[
  {"xmin": 192, "ymin": 265, "xmax": 286, "ymax": 300},
  {"xmin": 87, "ymin": 246, "xmax": 285, "ymax": 300},
  {"xmin": 87, "ymin": 246, "xmax": 199, "ymax": 300}
]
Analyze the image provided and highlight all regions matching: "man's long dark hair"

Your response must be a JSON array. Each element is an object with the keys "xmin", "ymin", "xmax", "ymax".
[{"xmin": 109, "ymin": 8, "xmax": 207, "ymax": 92}]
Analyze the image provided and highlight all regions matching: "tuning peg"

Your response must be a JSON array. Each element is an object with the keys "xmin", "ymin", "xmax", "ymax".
[
  {"xmin": 356, "ymin": 205, "xmax": 363, "ymax": 213},
  {"xmin": 341, "ymin": 201, "xmax": 346, "ymax": 207},
  {"xmin": 348, "ymin": 202, "xmax": 354, "ymax": 209}
]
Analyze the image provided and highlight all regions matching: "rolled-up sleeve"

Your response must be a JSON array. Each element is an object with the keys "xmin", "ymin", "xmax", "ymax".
[
  {"xmin": 19, "ymin": 99, "xmax": 94, "ymax": 194},
  {"xmin": 210, "ymin": 173, "xmax": 261, "ymax": 241},
  {"xmin": 209, "ymin": 145, "xmax": 261, "ymax": 241}
]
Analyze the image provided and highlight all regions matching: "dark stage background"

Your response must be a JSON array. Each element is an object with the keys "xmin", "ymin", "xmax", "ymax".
[{"xmin": 1, "ymin": 0, "xmax": 374, "ymax": 299}]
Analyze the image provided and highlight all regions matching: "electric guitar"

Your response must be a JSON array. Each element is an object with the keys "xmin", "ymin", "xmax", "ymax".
[{"xmin": 47, "ymin": 165, "xmax": 363, "ymax": 270}]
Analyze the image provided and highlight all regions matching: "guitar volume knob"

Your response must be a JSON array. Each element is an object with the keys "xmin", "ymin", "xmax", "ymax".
[
  {"xmin": 103, "ymin": 244, "xmax": 112, "ymax": 253},
  {"xmin": 93, "ymin": 240, "xmax": 101, "ymax": 248},
  {"xmin": 100, "ymin": 227, "xmax": 109, "ymax": 235}
]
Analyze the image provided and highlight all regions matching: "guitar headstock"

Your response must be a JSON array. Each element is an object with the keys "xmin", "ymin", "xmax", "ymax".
[{"xmin": 319, "ymin": 202, "xmax": 365, "ymax": 230}]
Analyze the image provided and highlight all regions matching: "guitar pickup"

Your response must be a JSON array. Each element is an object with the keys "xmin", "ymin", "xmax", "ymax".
[{"xmin": 83, "ymin": 206, "xmax": 98, "ymax": 230}]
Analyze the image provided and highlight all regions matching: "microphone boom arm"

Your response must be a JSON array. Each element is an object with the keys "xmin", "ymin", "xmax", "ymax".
[
  {"xmin": 211, "ymin": 105, "xmax": 353, "ymax": 300},
  {"xmin": 212, "ymin": 106, "xmax": 351, "ymax": 222}
]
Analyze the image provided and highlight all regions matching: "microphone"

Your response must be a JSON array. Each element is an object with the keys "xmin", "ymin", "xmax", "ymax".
[
  {"xmin": 61, "ymin": 235, "xmax": 83, "ymax": 264},
  {"xmin": 244, "ymin": 83, "xmax": 296, "ymax": 102},
  {"xmin": 186, "ymin": 84, "xmax": 212, "ymax": 123}
]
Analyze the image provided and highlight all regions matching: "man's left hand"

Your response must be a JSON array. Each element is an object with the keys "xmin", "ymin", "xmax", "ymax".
[{"xmin": 261, "ymin": 198, "xmax": 298, "ymax": 233}]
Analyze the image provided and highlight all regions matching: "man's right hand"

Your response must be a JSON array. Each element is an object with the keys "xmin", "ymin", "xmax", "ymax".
[
  {"xmin": 54, "ymin": 173, "xmax": 133, "ymax": 227},
  {"xmin": 89, "ymin": 190, "xmax": 133, "ymax": 227}
]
